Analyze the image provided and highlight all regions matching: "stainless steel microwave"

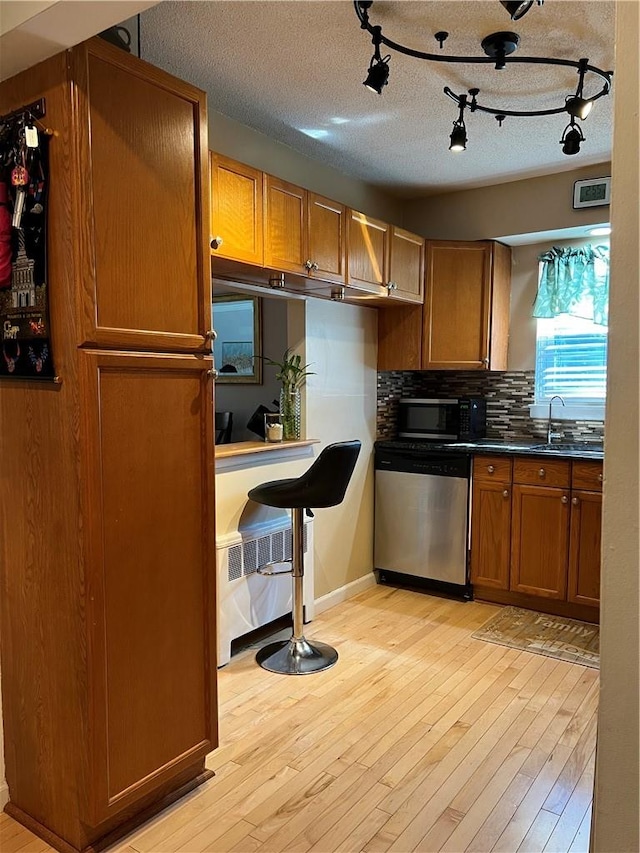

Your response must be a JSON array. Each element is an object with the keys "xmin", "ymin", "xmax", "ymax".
[{"xmin": 397, "ymin": 397, "xmax": 487, "ymax": 441}]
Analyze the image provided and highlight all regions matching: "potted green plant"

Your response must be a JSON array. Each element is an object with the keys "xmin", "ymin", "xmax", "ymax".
[{"xmin": 262, "ymin": 348, "xmax": 314, "ymax": 439}]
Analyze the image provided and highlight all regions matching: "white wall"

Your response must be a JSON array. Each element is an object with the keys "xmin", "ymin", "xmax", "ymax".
[{"xmin": 592, "ymin": 1, "xmax": 640, "ymax": 850}]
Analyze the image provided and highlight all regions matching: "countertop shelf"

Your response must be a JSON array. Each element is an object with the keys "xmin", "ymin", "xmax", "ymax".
[{"xmin": 215, "ymin": 438, "xmax": 320, "ymax": 459}]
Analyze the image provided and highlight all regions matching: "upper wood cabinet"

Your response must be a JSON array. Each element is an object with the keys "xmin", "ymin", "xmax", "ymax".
[
  {"xmin": 388, "ymin": 226, "xmax": 425, "ymax": 303},
  {"xmin": 378, "ymin": 239, "xmax": 511, "ymax": 370},
  {"xmin": 210, "ymin": 153, "xmax": 264, "ymax": 266},
  {"xmin": 423, "ymin": 241, "xmax": 510, "ymax": 370},
  {"xmin": 75, "ymin": 40, "xmax": 211, "ymax": 352},
  {"xmin": 264, "ymin": 175, "xmax": 306, "ymax": 274},
  {"xmin": 307, "ymin": 192, "xmax": 346, "ymax": 284},
  {"xmin": 347, "ymin": 210, "xmax": 389, "ymax": 295}
]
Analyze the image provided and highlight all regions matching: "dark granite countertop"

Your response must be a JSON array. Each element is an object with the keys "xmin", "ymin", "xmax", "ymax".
[{"xmin": 375, "ymin": 438, "xmax": 604, "ymax": 460}]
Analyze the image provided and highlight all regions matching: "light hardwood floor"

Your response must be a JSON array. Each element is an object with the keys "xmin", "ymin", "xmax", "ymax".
[{"xmin": 0, "ymin": 585, "xmax": 598, "ymax": 853}]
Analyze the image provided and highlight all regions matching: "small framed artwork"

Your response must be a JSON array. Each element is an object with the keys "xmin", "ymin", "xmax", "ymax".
[
  {"xmin": 573, "ymin": 177, "xmax": 611, "ymax": 209},
  {"xmin": 211, "ymin": 294, "xmax": 262, "ymax": 384}
]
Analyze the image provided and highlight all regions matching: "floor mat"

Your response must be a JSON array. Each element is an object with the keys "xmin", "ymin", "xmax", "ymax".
[{"xmin": 472, "ymin": 605, "xmax": 599, "ymax": 668}]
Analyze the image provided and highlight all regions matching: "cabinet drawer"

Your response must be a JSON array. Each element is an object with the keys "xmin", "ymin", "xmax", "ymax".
[
  {"xmin": 513, "ymin": 457, "xmax": 570, "ymax": 488},
  {"xmin": 572, "ymin": 460, "xmax": 603, "ymax": 491},
  {"xmin": 473, "ymin": 455, "xmax": 512, "ymax": 483}
]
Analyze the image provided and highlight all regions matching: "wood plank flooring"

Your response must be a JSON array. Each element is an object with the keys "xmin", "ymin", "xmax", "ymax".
[{"xmin": 0, "ymin": 585, "xmax": 598, "ymax": 853}]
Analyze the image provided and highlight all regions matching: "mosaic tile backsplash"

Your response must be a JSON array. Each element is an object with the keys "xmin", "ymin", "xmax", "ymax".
[{"xmin": 377, "ymin": 370, "xmax": 605, "ymax": 443}]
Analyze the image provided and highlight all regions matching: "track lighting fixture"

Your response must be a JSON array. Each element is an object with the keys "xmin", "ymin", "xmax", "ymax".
[
  {"xmin": 354, "ymin": 1, "xmax": 612, "ymax": 158},
  {"xmin": 449, "ymin": 96, "xmax": 468, "ymax": 152},
  {"xmin": 499, "ymin": 1, "xmax": 543, "ymax": 21},
  {"xmin": 565, "ymin": 58, "xmax": 594, "ymax": 119},
  {"xmin": 363, "ymin": 25, "xmax": 390, "ymax": 94},
  {"xmin": 560, "ymin": 119, "xmax": 585, "ymax": 155}
]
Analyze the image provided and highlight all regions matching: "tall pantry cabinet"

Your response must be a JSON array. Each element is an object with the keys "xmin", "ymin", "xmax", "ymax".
[{"xmin": 0, "ymin": 39, "xmax": 218, "ymax": 853}]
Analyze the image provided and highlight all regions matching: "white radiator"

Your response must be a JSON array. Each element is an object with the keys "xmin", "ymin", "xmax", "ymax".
[{"xmin": 216, "ymin": 511, "xmax": 315, "ymax": 666}]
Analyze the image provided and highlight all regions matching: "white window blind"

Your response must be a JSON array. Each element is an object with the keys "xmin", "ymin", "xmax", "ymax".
[{"xmin": 534, "ymin": 314, "xmax": 608, "ymax": 404}]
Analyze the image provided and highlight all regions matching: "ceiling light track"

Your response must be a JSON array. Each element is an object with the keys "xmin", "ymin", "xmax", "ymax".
[{"xmin": 355, "ymin": 1, "xmax": 613, "ymax": 156}]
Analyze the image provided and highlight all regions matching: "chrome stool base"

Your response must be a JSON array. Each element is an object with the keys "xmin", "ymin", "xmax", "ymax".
[{"xmin": 256, "ymin": 637, "xmax": 338, "ymax": 675}]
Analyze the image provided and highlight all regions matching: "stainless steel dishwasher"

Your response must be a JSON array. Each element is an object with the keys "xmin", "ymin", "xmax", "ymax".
[{"xmin": 374, "ymin": 446, "xmax": 472, "ymax": 598}]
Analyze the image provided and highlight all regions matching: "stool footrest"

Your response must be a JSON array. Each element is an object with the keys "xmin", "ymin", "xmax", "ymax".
[{"xmin": 257, "ymin": 562, "xmax": 293, "ymax": 576}]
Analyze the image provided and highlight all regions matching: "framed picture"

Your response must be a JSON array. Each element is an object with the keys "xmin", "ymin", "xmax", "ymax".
[{"xmin": 212, "ymin": 294, "xmax": 262, "ymax": 384}]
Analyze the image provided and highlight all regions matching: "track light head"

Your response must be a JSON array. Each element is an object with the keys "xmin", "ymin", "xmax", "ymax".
[
  {"xmin": 565, "ymin": 95, "xmax": 593, "ymax": 120},
  {"xmin": 500, "ymin": 1, "xmax": 536, "ymax": 20},
  {"xmin": 363, "ymin": 57, "xmax": 390, "ymax": 94},
  {"xmin": 449, "ymin": 122, "xmax": 467, "ymax": 152},
  {"xmin": 560, "ymin": 121, "xmax": 585, "ymax": 155}
]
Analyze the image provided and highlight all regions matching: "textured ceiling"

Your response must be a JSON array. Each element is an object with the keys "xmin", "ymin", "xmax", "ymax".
[{"xmin": 140, "ymin": 0, "xmax": 615, "ymax": 198}]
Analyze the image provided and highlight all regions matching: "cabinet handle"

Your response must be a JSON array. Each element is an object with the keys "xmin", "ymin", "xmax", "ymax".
[
  {"xmin": 572, "ymin": 496, "xmax": 579, "ymax": 506},
  {"xmin": 210, "ymin": 235, "xmax": 223, "ymax": 250},
  {"xmin": 598, "ymin": 473, "xmax": 603, "ymax": 482},
  {"xmin": 205, "ymin": 329, "xmax": 217, "ymax": 341},
  {"xmin": 487, "ymin": 465, "xmax": 495, "ymax": 474},
  {"xmin": 305, "ymin": 259, "xmax": 319, "ymax": 271},
  {"xmin": 207, "ymin": 368, "xmax": 218, "ymax": 378},
  {"xmin": 561, "ymin": 495, "xmax": 569, "ymax": 504},
  {"xmin": 482, "ymin": 357, "xmax": 489, "ymax": 366},
  {"xmin": 503, "ymin": 489, "xmax": 509, "ymax": 498},
  {"xmin": 387, "ymin": 281, "xmax": 398, "ymax": 291},
  {"xmin": 538, "ymin": 468, "xmax": 546, "ymax": 478}
]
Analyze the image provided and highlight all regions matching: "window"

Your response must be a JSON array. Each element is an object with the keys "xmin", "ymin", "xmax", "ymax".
[
  {"xmin": 532, "ymin": 248, "xmax": 608, "ymax": 421},
  {"xmin": 535, "ymin": 314, "xmax": 608, "ymax": 404}
]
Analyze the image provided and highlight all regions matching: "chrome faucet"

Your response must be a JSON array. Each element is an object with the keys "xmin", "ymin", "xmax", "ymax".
[{"xmin": 547, "ymin": 395, "xmax": 565, "ymax": 444}]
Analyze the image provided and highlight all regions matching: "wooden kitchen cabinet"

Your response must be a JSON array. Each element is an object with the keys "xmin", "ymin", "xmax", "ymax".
[
  {"xmin": 510, "ymin": 483, "xmax": 570, "ymax": 599},
  {"xmin": 74, "ymin": 40, "xmax": 211, "ymax": 352},
  {"xmin": 378, "ymin": 240, "xmax": 510, "ymax": 370},
  {"xmin": 470, "ymin": 478, "xmax": 512, "ymax": 590},
  {"xmin": 347, "ymin": 209, "xmax": 390, "ymax": 295},
  {"xmin": 210, "ymin": 153, "xmax": 264, "ymax": 266},
  {"xmin": 387, "ymin": 226, "xmax": 425, "ymax": 303},
  {"xmin": 80, "ymin": 351, "xmax": 217, "ymax": 823},
  {"xmin": 471, "ymin": 454, "xmax": 602, "ymax": 619},
  {"xmin": 423, "ymin": 240, "xmax": 510, "ymax": 370},
  {"xmin": 568, "ymin": 489, "xmax": 602, "ymax": 608},
  {"xmin": 264, "ymin": 174, "xmax": 307, "ymax": 274},
  {"xmin": 306, "ymin": 192, "xmax": 346, "ymax": 284},
  {"xmin": 0, "ymin": 39, "xmax": 217, "ymax": 853}
]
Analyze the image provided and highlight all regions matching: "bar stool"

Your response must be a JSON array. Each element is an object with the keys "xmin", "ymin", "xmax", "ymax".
[{"xmin": 247, "ymin": 440, "xmax": 361, "ymax": 675}]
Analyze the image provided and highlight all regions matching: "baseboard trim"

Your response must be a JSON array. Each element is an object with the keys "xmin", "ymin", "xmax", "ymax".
[
  {"xmin": 0, "ymin": 780, "xmax": 8, "ymax": 810},
  {"xmin": 314, "ymin": 572, "xmax": 377, "ymax": 616}
]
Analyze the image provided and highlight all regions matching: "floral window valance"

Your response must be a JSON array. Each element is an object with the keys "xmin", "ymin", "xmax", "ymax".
[{"xmin": 533, "ymin": 244, "xmax": 609, "ymax": 326}]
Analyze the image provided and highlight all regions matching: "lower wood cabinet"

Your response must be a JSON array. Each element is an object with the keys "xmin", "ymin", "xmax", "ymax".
[
  {"xmin": 80, "ymin": 351, "xmax": 218, "ymax": 823},
  {"xmin": 471, "ymin": 455, "xmax": 602, "ymax": 619},
  {"xmin": 510, "ymin": 484, "xmax": 570, "ymax": 599},
  {"xmin": 568, "ymin": 490, "xmax": 603, "ymax": 607},
  {"xmin": 470, "ymin": 479, "xmax": 511, "ymax": 590}
]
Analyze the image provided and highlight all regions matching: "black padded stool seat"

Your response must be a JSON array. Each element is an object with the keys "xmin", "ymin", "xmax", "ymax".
[
  {"xmin": 248, "ymin": 440, "xmax": 361, "ymax": 510},
  {"xmin": 248, "ymin": 440, "xmax": 361, "ymax": 675}
]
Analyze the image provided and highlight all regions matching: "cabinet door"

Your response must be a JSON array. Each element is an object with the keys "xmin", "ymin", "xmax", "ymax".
[
  {"xmin": 510, "ymin": 484, "xmax": 570, "ymax": 599},
  {"xmin": 73, "ymin": 40, "xmax": 211, "ymax": 352},
  {"xmin": 470, "ymin": 479, "xmax": 512, "ymax": 589},
  {"xmin": 307, "ymin": 193, "xmax": 346, "ymax": 284},
  {"xmin": 80, "ymin": 350, "xmax": 217, "ymax": 823},
  {"xmin": 264, "ymin": 176, "xmax": 306, "ymax": 274},
  {"xmin": 347, "ymin": 210, "xmax": 389, "ymax": 295},
  {"xmin": 423, "ymin": 241, "xmax": 492, "ymax": 369},
  {"xmin": 211, "ymin": 153, "xmax": 264, "ymax": 266},
  {"xmin": 388, "ymin": 227, "xmax": 424, "ymax": 303},
  {"xmin": 568, "ymin": 490, "xmax": 602, "ymax": 607}
]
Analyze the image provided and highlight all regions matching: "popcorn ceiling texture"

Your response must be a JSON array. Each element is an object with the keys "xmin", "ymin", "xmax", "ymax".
[{"xmin": 377, "ymin": 370, "xmax": 605, "ymax": 443}]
